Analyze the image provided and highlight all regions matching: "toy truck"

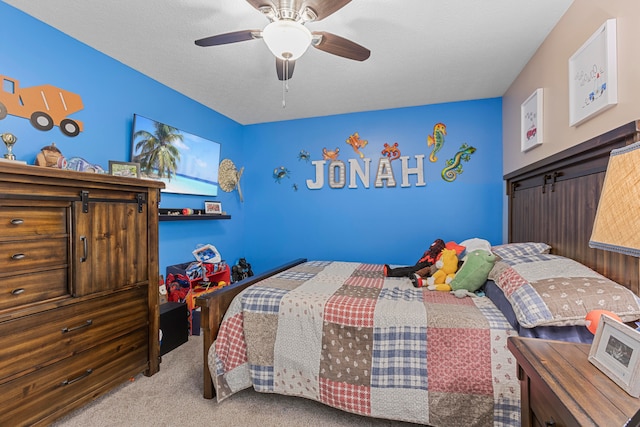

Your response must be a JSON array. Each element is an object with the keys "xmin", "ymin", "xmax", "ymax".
[{"xmin": 0, "ymin": 75, "xmax": 83, "ymax": 137}]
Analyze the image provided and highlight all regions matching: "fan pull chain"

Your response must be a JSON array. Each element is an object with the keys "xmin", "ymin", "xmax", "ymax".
[{"xmin": 282, "ymin": 59, "xmax": 289, "ymax": 108}]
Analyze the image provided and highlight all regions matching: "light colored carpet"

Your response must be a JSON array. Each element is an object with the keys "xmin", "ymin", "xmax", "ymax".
[{"xmin": 52, "ymin": 335, "xmax": 421, "ymax": 427}]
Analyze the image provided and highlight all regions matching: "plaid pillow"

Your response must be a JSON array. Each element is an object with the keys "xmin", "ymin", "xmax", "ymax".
[
  {"xmin": 489, "ymin": 254, "xmax": 640, "ymax": 328},
  {"xmin": 491, "ymin": 242, "xmax": 551, "ymax": 259}
]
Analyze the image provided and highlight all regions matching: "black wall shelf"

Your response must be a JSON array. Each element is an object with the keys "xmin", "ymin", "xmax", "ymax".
[{"xmin": 159, "ymin": 208, "xmax": 230, "ymax": 221}]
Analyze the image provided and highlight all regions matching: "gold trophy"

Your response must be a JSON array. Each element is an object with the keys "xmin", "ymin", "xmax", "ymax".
[{"xmin": 1, "ymin": 133, "xmax": 17, "ymax": 160}]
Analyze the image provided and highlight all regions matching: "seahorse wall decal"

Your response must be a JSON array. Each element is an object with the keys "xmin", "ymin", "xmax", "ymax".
[
  {"xmin": 427, "ymin": 123, "xmax": 447, "ymax": 162},
  {"xmin": 441, "ymin": 143, "xmax": 476, "ymax": 182}
]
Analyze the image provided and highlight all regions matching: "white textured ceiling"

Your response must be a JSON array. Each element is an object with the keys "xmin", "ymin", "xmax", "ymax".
[{"xmin": 5, "ymin": 0, "xmax": 573, "ymax": 125}]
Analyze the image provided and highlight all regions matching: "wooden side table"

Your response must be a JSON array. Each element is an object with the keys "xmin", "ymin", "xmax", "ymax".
[{"xmin": 508, "ymin": 336, "xmax": 640, "ymax": 427}]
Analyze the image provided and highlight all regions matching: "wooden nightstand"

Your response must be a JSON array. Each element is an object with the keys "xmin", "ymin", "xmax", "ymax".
[{"xmin": 508, "ymin": 337, "xmax": 640, "ymax": 426}]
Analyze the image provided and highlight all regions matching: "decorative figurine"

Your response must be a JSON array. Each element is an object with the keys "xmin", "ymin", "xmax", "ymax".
[
  {"xmin": 35, "ymin": 142, "xmax": 67, "ymax": 168},
  {"xmin": 273, "ymin": 166, "xmax": 290, "ymax": 183},
  {"xmin": 1, "ymin": 133, "xmax": 17, "ymax": 160}
]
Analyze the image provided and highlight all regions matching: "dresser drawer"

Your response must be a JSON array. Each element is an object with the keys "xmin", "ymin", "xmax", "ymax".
[
  {"xmin": 0, "ymin": 287, "xmax": 148, "ymax": 383},
  {"xmin": 0, "ymin": 206, "xmax": 67, "ymax": 239},
  {"xmin": 0, "ymin": 327, "xmax": 148, "ymax": 427},
  {"xmin": 0, "ymin": 267, "xmax": 68, "ymax": 310},
  {"xmin": 0, "ymin": 237, "xmax": 68, "ymax": 274}
]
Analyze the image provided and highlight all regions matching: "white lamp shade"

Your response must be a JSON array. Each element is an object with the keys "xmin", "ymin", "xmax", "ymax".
[{"xmin": 262, "ymin": 20, "xmax": 312, "ymax": 60}]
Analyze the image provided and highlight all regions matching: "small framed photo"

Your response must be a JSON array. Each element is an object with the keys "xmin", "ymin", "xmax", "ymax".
[
  {"xmin": 588, "ymin": 314, "xmax": 640, "ymax": 397},
  {"xmin": 109, "ymin": 161, "xmax": 140, "ymax": 178},
  {"xmin": 204, "ymin": 200, "xmax": 222, "ymax": 215},
  {"xmin": 192, "ymin": 244, "xmax": 221, "ymax": 264},
  {"xmin": 521, "ymin": 88, "xmax": 543, "ymax": 152}
]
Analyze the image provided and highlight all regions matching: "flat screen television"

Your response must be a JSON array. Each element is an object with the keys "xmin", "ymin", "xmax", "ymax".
[{"xmin": 131, "ymin": 114, "xmax": 220, "ymax": 197}]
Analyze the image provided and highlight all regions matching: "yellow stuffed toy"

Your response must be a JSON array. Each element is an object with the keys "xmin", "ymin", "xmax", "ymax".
[{"xmin": 426, "ymin": 248, "xmax": 459, "ymax": 291}]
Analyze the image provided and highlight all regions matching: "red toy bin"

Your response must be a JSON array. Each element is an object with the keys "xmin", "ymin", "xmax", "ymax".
[{"xmin": 165, "ymin": 261, "xmax": 230, "ymax": 334}]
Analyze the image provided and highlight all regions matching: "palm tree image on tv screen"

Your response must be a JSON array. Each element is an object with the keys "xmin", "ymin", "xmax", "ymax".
[{"xmin": 131, "ymin": 114, "xmax": 221, "ymax": 197}]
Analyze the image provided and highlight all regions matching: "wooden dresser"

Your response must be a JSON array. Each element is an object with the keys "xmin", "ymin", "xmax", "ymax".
[
  {"xmin": 508, "ymin": 336, "xmax": 640, "ymax": 427},
  {"xmin": 0, "ymin": 162, "xmax": 163, "ymax": 426}
]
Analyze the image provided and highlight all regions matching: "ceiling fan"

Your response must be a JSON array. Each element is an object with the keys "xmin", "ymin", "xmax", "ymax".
[{"xmin": 195, "ymin": 0, "xmax": 370, "ymax": 81}]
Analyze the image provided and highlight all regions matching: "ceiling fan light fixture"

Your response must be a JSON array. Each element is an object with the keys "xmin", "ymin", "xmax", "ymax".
[{"xmin": 262, "ymin": 20, "xmax": 312, "ymax": 60}]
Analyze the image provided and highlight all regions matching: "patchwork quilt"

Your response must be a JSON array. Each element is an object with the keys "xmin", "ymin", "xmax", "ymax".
[{"xmin": 209, "ymin": 261, "xmax": 520, "ymax": 426}]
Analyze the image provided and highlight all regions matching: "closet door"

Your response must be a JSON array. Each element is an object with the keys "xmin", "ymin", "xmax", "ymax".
[{"xmin": 73, "ymin": 192, "xmax": 148, "ymax": 296}]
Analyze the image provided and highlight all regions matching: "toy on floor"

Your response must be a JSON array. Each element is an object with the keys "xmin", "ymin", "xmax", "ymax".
[{"xmin": 232, "ymin": 258, "xmax": 254, "ymax": 283}]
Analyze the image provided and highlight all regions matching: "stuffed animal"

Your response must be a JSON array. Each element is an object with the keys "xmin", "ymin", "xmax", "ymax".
[
  {"xmin": 426, "ymin": 248, "xmax": 459, "ymax": 291},
  {"xmin": 65, "ymin": 157, "xmax": 105, "ymax": 173},
  {"xmin": 449, "ymin": 249, "xmax": 497, "ymax": 293},
  {"xmin": 167, "ymin": 281, "xmax": 189, "ymax": 302},
  {"xmin": 35, "ymin": 142, "xmax": 67, "ymax": 168},
  {"xmin": 384, "ymin": 238, "xmax": 446, "ymax": 279}
]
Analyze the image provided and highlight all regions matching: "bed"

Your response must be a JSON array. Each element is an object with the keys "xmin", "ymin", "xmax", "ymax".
[{"xmin": 196, "ymin": 120, "xmax": 640, "ymax": 426}]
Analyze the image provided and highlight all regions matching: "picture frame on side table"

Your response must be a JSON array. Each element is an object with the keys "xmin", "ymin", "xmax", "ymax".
[
  {"xmin": 568, "ymin": 19, "xmax": 617, "ymax": 127},
  {"xmin": 204, "ymin": 200, "xmax": 222, "ymax": 214},
  {"xmin": 588, "ymin": 314, "xmax": 640, "ymax": 397},
  {"xmin": 109, "ymin": 161, "xmax": 140, "ymax": 178},
  {"xmin": 521, "ymin": 88, "xmax": 543, "ymax": 152}
]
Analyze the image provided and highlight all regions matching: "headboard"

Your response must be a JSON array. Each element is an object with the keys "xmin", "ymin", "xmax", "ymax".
[{"xmin": 505, "ymin": 120, "xmax": 640, "ymax": 297}]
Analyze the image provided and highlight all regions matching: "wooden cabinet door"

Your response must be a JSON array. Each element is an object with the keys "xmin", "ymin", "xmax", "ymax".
[
  {"xmin": 509, "ymin": 183, "xmax": 550, "ymax": 244},
  {"xmin": 73, "ymin": 193, "xmax": 149, "ymax": 296},
  {"xmin": 509, "ymin": 171, "xmax": 603, "ymax": 257}
]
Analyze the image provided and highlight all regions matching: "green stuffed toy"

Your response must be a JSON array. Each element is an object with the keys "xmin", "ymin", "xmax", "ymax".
[{"xmin": 449, "ymin": 249, "xmax": 496, "ymax": 293}]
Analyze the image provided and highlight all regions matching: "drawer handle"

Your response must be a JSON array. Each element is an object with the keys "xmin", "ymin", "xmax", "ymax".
[
  {"xmin": 10, "ymin": 218, "xmax": 24, "ymax": 225},
  {"xmin": 61, "ymin": 319, "xmax": 93, "ymax": 334},
  {"xmin": 80, "ymin": 235, "xmax": 88, "ymax": 262},
  {"xmin": 61, "ymin": 369, "xmax": 93, "ymax": 386},
  {"xmin": 11, "ymin": 253, "xmax": 25, "ymax": 260},
  {"xmin": 11, "ymin": 288, "xmax": 25, "ymax": 295},
  {"xmin": 545, "ymin": 418, "xmax": 556, "ymax": 427}
]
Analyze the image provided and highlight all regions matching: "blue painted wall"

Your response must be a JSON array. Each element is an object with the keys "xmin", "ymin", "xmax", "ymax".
[
  {"xmin": 242, "ymin": 100, "xmax": 503, "ymax": 272},
  {"xmin": 1, "ymin": 3, "xmax": 503, "ymax": 276}
]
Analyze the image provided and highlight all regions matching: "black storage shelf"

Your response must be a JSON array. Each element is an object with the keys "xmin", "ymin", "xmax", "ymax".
[{"xmin": 159, "ymin": 208, "xmax": 231, "ymax": 221}]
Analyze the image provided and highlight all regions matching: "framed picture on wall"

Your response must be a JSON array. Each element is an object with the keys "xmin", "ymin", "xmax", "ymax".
[
  {"xmin": 568, "ymin": 19, "xmax": 618, "ymax": 127},
  {"xmin": 520, "ymin": 88, "xmax": 543, "ymax": 152},
  {"xmin": 588, "ymin": 314, "xmax": 640, "ymax": 397}
]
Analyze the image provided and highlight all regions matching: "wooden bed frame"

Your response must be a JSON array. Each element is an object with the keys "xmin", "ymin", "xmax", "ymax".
[{"xmin": 195, "ymin": 119, "xmax": 640, "ymax": 400}]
